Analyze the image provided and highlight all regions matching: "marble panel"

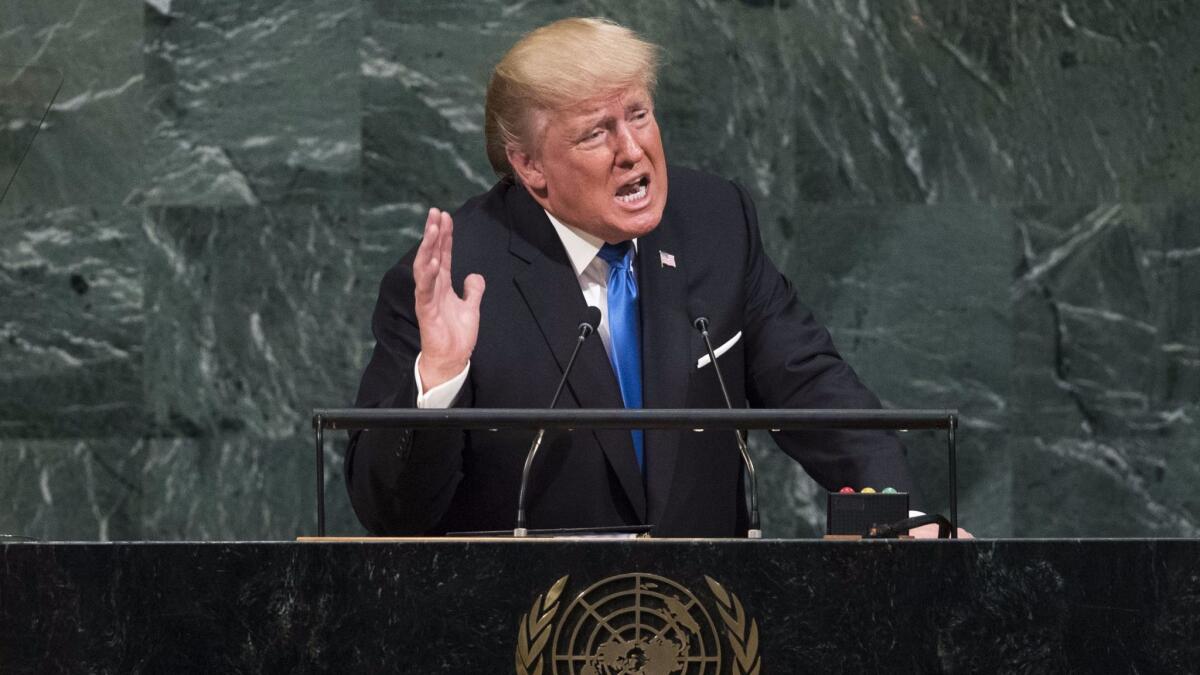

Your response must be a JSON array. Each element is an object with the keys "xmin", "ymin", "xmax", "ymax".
[
  {"xmin": 1, "ymin": 1, "xmax": 1197, "ymax": 541},
  {"xmin": 141, "ymin": 203, "xmax": 389, "ymax": 437},
  {"xmin": 0, "ymin": 64, "xmax": 62, "ymax": 203},
  {"xmin": 361, "ymin": 0, "xmax": 570, "ymax": 208},
  {"xmin": 0, "ymin": 438, "xmax": 145, "ymax": 542},
  {"xmin": 138, "ymin": 0, "xmax": 361, "ymax": 206},
  {"xmin": 624, "ymin": 0, "xmax": 1017, "ymax": 205},
  {"xmin": 362, "ymin": 0, "xmax": 1200, "ymax": 213},
  {"xmin": 132, "ymin": 435, "xmax": 357, "ymax": 540},
  {"xmin": 0, "ymin": 206, "xmax": 144, "ymax": 437},
  {"xmin": 986, "ymin": 1, "xmax": 1200, "ymax": 202},
  {"xmin": 656, "ymin": 0, "xmax": 1200, "ymax": 204},
  {"xmin": 0, "ymin": 201, "xmax": 412, "ymax": 540},
  {"xmin": 751, "ymin": 204, "xmax": 1012, "ymax": 537},
  {"xmin": 0, "ymin": 435, "xmax": 355, "ymax": 541},
  {"xmin": 0, "ymin": 0, "xmax": 146, "ymax": 210},
  {"xmin": 90, "ymin": 201, "xmax": 410, "ymax": 540},
  {"xmin": 137, "ymin": 202, "xmax": 408, "ymax": 538},
  {"xmin": 1013, "ymin": 202, "xmax": 1200, "ymax": 536}
]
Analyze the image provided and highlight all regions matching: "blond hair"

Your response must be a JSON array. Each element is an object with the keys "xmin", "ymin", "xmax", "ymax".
[{"xmin": 484, "ymin": 18, "xmax": 661, "ymax": 178}]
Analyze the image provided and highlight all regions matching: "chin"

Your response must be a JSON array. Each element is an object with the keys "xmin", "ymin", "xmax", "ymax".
[{"xmin": 609, "ymin": 211, "xmax": 662, "ymax": 242}]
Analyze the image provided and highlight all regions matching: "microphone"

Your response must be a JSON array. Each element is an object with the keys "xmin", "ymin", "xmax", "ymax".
[
  {"xmin": 515, "ymin": 306, "xmax": 603, "ymax": 536},
  {"xmin": 693, "ymin": 316, "xmax": 762, "ymax": 539}
]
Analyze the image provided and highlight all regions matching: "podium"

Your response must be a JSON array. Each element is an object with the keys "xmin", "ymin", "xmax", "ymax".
[
  {"xmin": 8, "ymin": 410, "xmax": 1192, "ymax": 672},
  {"xmin": 2, "ymin": 538, "xmax": 1198, "ymax": 672}
]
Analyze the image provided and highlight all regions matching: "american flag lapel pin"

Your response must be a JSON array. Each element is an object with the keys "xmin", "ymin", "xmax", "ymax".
[{"xmin": 659, "ymin": 250, "xmax": 676, "ymax": 268}]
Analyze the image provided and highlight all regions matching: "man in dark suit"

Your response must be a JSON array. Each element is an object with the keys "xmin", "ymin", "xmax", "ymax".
[{"xmin": 345, "ymin": 18, "xmax": 925, "ymax": 537}]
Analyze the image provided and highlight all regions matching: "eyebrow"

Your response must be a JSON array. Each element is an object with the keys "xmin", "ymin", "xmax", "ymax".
[
  {"xmin": 572, "ymin": 100, "xmax": 650, "ymax": 133},
  {"xmin": 624, "ymin": 97, "xmax": 649, "ymax": 112},
  {"xmin": 567, "ymin": 112, "xmax": 609, "ymax": 140},
  {"xmin": 576, "ymin": 111, "xmax": 609, "ymax": 128}
]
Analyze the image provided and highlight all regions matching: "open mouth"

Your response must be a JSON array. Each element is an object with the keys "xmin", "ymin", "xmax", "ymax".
[{"xmin": 615, "ymin": 175, "xmax": 650, "ymax": 204}]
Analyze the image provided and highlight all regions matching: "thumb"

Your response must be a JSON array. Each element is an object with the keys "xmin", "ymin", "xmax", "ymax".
[{"xmin": 463, "ymin": 273, "xmax": 486, "ymax": 309}]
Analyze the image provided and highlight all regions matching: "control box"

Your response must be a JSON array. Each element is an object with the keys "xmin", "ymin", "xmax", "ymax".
[{"xmin": 826, "ymin": 489, "xmax": 909, "ymax": 537}]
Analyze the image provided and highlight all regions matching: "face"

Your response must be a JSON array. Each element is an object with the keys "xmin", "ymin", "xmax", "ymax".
[{"xmin": 511, "ymin": 86, "xmax": 668, "ymax": 244}]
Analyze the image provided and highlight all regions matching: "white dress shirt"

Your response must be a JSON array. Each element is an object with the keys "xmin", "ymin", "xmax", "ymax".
[{"xmin": 414, "ymin": 210, "xmax": 633, "ymax": 408}]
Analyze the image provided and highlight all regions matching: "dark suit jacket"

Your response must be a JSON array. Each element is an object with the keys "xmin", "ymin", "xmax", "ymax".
[{"xmin": 345, "ymin": 166, "xmax": 917, "ymax": 537}]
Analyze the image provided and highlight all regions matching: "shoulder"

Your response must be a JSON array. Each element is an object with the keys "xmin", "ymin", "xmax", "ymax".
[
  {"xmin": 663, "ymin": 165, "xmax": 752, "ymax": 224},
  {"xmin": 447, "ymin": 179, "xmax": 525, "ymax": 277},
  {"xmin": 667, "ymin": 165, "xmax": 748, "ymax": 200},
  {"xmin": 661, "ymin": 165, "xmax": 757, "ymax": 249},
  {"xmin": 667, "ymin": 164, "xmax": 738, "ymax": 191},
  {"xmin": 450, "ymin": 178, "xmax": 515, "ymax": 232},
  {"xmin": 380, "ymin": 179, "xmax": 517, "ymax": 284}
]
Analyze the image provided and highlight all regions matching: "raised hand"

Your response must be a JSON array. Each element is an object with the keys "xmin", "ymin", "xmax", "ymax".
[{"xmin": 413, "ymin": 207, "xmax": 486, "ymax": 390}]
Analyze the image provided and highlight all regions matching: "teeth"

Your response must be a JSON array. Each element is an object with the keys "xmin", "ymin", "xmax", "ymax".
[{"xmin": 616, "ymin": 183, "xmax": 647, "ymax": 203}]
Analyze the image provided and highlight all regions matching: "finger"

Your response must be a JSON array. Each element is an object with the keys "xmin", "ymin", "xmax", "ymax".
[
  {"xmin": 438, "ymin": 210, "xmax": 454, "ymax": 284},
  {"xmin": 906, "ymin": 523, "xmax": 939, "ymax": 539},
  {"xmin": 415, "ymin": 207, "xmax": 439, "ymax": 265},
  {"xmin": 463, "ymin": 273, "xmax": 486, "ymax": 310},
  {"xmin": 429, "ymin": 208, "xmax": 446, "ymax": 271},
  {"xmin": 414, "ymin": 208, "xmax": 442, "ymax": 302}
]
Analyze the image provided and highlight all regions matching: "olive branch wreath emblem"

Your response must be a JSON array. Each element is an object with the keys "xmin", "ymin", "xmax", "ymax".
[
  {"xmin": 704, "ymin": 576, "xmax": 761, "ymax": 675},
  {"xmin": 514, "ymin": 574, "xmax": 760, "ymax": 675},
  {"xmin": 516, "ymin": 575, "xmax": 568, "ymax": 675}
]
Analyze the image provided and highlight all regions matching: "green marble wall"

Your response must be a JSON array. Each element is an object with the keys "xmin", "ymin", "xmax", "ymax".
[{"xmin": 2, "ymin": 0, "xmax": 1197, "ymax": 540}]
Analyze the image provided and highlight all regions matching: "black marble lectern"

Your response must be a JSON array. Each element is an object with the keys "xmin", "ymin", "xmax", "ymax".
[{"xmin": 2, "ymin": 539, "xmax": 1198, "ymax": 673}]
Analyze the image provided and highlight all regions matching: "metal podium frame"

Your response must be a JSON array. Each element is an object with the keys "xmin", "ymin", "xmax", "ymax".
[{"xmin": 310, "ymin": 408, "xmax": 959, "ymax": 538}]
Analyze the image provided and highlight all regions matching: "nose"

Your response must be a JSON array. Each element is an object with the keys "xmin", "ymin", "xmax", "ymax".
[{"xmin": 613, "ymin": 123, "xmax": 644, "ymax": 166}]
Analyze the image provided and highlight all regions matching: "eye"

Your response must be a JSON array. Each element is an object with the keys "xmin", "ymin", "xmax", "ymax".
[{"xmin": 580, "ymin": 128, "xmax": 605, "ymax": 144}]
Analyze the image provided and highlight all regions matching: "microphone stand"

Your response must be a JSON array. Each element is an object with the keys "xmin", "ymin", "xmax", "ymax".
[
  {"xmin": 694, "ymin": 317, "xmax": 762, "ymax": 539},
  {"xmin": 515, "ymin": 309, "xmax": 600, "ymax": 536}
]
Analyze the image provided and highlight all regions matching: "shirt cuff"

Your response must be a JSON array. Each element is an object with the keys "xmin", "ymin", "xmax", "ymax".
[
  {"xmin": 908, "ymin": 510, "xmax": 925, "ymax": 518},
  {"xmin": 414, "ymin": 353, "xmax": 469, "ymax": 409}
]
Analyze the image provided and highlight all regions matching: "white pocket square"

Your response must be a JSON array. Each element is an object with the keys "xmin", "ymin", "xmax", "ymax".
[{"xmin": 696, "ymin": 331, "xmax": 742, "ymax": 369}]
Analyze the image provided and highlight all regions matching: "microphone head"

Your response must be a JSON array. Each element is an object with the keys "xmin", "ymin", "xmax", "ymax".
[
  {"xmin": 580, "ymin": 306, "xmax": 602, "ymax": 337},
  {"xmin": 692, "ymin": 316, "xmax": 710, "ymax": 332}
]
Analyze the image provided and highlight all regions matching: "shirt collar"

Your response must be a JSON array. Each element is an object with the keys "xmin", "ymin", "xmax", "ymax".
[{"xmin": 544, "ymin": 209, "xmax": 638, "ymax": 278}]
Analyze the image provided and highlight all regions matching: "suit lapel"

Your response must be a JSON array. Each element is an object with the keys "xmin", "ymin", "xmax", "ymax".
[
  {"xmin": 507, "ymin": 186, "xmax": 647, "ymax": 522},
  {"xmin": 636, "ymin": 211, "xmax": 692, "ymax": 525}
]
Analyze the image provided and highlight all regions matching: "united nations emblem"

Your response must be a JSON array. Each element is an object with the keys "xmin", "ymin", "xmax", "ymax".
[{"xmin": 515, "ymin": 573, "xmax": 760, "ymax": 675}]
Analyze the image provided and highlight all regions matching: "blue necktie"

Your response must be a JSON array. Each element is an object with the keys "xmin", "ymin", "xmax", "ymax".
[{"xmin": 597, "ymin": 241, "xmax": 644, "ymax": 472}]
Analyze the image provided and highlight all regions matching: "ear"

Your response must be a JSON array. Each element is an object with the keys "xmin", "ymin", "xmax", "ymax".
[{"xmin": 507, "ymin": 145, "xmax": 547, "ymax": 193}]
